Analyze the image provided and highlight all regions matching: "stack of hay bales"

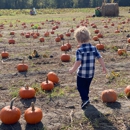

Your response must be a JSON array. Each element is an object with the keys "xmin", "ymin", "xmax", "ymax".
[{"xmin": 101, "ymin": 3, "xmax": 119, "ymax": 17}]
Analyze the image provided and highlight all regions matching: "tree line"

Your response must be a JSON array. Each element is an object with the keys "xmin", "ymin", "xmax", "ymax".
[{"xmin": 0, "ymin": 0, "xmax": 129, "ymax": 9}]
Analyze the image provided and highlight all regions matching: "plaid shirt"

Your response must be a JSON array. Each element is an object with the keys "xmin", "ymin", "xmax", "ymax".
[{"xmin": 76, "ymin": 43, "xmax": 102, "ymax": 78}]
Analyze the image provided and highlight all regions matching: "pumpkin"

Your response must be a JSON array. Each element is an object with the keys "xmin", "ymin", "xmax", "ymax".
[
  {"xmin": 111, "ymin": 23, "xmax": 114, "ymax": 26},
  {"xmin": 19, "ymin": 85, "xmax": 36, "ymax": 99},
  {"xmin": 70, "ymin": 27, "xmax": 74, "ymax": 33},
  {"xmin": 124, "ymin": 85, "xmax": 130, "ymax": 98},
  {"xmin": 61, "ymin": 41, "xmax": 68, "ymax": 51},
  {"xmin": 8, "ymin": 38, "xmax": 15, "ymax": 44},
  {"xmin": 97, "ymin": 33, "xmax": 103, "ymax": 38},
  {"xmin": 66, "ymin": 30, "xmax": 71, "ymax": 37},
  {"xmin": 10, "ymin": 31, "xmax": 15, "ymax": 35},
  {"xmin": 96, "ymin": 40, "xmax": 104, "ymax": 50},
  {"xmin": 93, "ymin": 36, "xmax": 99, "ymax": 41},
  {"xmin": 1, "ymin": 47, "xmax": 9, "ymax": 58},
  {"xmin": 115, "ymin": 28, "xmax": 120, "ymax": 33},
  {"xmin": 47, "ymin": 72, "xmax": 59, "ymax": 83},
  {"xmin": 39, "ymin": 37, "xmax": 44, "ymax": 42},
  {"xmin": 41, "ymin": 77, "xmax": 54, "ymax": 91},
  {"xmin": 92, "ymin": 24, "xmax": 97, "ymax": 28},
  {"xmin": 0, "ymin": 33, "xmax": 3, "ymax": 37},
  {"xmin": 0, "ymin": 97, "xmax": 21, "ymax": 124},
  {"xmin": 50, "ymin": 30, "xmax": 54, "ymax": 34},
  {"xmin": 117, "ymin": 49, "xmax": 127, "ymax": 56},
  {"xmin": 44, "ymin": 31, "xmax": 49, "ymax": 37},
  {"xmin": 61, "ymin": 51, "xmax": 70, "ymax": 62},
  {"xmin": 101, "ymin": 89, "xmax": 117, "ymax": 103},
  {"xmin": 59, "ymin": 34, "xmax": 64, "ymax": 40},
  {"xmin": 17, "ymin": 59, "xmax": 28, "ymax": 72},
  {"xmin": 94, "ymin": 29, "xmax": 99, "ymax": 34},
  {"xmin": 65, "ymin": 40, "xmax": 71, "ymax": 50},
  {"xmin": 33, "ymin": 34, "xmax": 38, "ymax": 39},
  {"xmin": 127, "ymin": 38, "xmax": 130, "ymax": 43},
  {"xmin": 25, "ymin": 33, "xmax": 30, "ymax": 38},
  {"xmin": 24, "ymin": 102, "xmax": 43, "ymax": 124},
  {"xmin": 55, "ymin": 34, "xmax": 61, "ymax": 42}
]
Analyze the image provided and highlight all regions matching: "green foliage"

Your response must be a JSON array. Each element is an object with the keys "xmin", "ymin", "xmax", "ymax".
[{"xmin": 0, "ymin": 0, "xmax": 129, "ymax": 9}]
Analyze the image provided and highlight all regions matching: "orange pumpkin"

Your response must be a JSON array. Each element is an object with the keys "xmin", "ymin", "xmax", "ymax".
[
  {"xmin": 41, "ymin": 77, "xmax": 54, "ymax": 91},
  {"xmin": 0, "ymin": 97, "xmax": 21, "ymax": 124},
  {"xmin": 97, "ymin": 33, "xmax": 103, "ymax": 38},
  {"xmin": 93, "ymin": 36, "xmax": 99, "ymax": 41},
  {"xmin": 65, "ymin": 40, "xmax": 71, "ymax": 50},
  {"xmin": 124, "ymin": 85, "xmax": 130, "ymax": 97},
  {"xmin": 8, "ymin": 39, "xmax": 15, "ymax": 44},
  {"xmin": 19, "ymin": 85, "xmax": 36, "ymax": 99},
  {"xmin": 94, "ymin": 29, "xmax": 99, "ymax": 34},
  {"xmin": 24, "ymin": 102, "xmax": 43, "ymax": 124},
  {"xmin": 59, "ymin": 34, "xmax": 64, "ymax": 40},
  {"xmin": 25, "ymin": 33, "xmax": 30, "ymax": 38},
  {"xmin": 61, "ymin": 52, "xmax": 70, "ymax": 62},
  {"xmin": 55, "ymin": 34, "xmax": 61, "ymax": 42},
  {"xmin": 61, "ymin": 41, "xmax": 68, "ymax": 51},
  {"xmin": 96, "ymin": 41, "xmax": 104, "ymax": 50},
  {"xmin": 39, "ymin": 37, "xmax": 44, "ymax": 42},
  {"xmin": 117, "ymin": 49, "xmax": 127, "ymax": 56},
  {"xmin": 127, "ymin": 38, "xmax": 130, "ymax": 43},
  {"xmin": 1, "ymin": 47, "xmax": 9, "ymax": 58},
  {"xmin": 17, "ymin": 59, "xmax": 28, "ymax": 72},
  {"xmin": 101, "ymin": 89, "xmax": 117, "ymax": 103},
  {"xmin": 10, "ymin": 31, "xmax": 15, "ymax": 35},
  {"xmin": 44, "ymin": 31, "xmax": 49, "ymax": 37},
  {"xmin": 47, "ymin": 72, "xmax": 59, "ymax": 83}
]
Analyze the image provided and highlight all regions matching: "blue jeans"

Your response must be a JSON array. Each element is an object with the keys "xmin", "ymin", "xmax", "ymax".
[{"xmin": 77, "ymin": 76, "xmax": 93, "ymax": 102}]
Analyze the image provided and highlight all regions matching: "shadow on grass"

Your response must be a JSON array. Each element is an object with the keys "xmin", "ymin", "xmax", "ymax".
[
  {"xmin": 105, "ymin": 101, "xmax": 121, "ymax": 109},
  {"xmin": 83, "ymin": 104, "xmax": 118, "ymax": 130},
  {"xmin": 0, "ymin": 122, "xmax": 22, "ymax": 130},
  {"xmin": 20, "ymin": 97, "xmax": 36, "ymax": 108},
  {"xmin": 25, "ymin": 122, "xmax": 44, "ymax": 130}
]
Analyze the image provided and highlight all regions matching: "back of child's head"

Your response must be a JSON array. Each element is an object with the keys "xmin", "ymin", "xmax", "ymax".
[{"xmin": 74, "ymin": 26, "xmax": 91, "ymax": 43}]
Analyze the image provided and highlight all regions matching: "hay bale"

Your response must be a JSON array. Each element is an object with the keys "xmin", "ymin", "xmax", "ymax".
[{"xmin": 101, "ymin": 3, "xmax": 119, "ymax": 17}]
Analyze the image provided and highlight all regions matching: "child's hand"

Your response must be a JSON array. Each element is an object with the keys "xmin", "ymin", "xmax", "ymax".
[{"xmin": 69, "ymin": 68, "xmax": 74, "ymax": 74}]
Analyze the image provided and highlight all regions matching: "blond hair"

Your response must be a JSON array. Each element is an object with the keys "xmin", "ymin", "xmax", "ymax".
[{"xmin": 74, "ymin": 26, "xmax": 91, "ymax": 43}]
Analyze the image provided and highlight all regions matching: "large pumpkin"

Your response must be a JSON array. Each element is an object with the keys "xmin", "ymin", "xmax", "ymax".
[
  {"xmin": 19, "ymin": 85, "xmax": 36, "ymax": 99},
  {"xmin": 101, "ymin": 89, "xmax": 117, "ymax": 103},
  {"xmin": 47, "ymin": 72, "xmax": 59, "ymax": 83},
  {"xmin": 0, "ymin": 97, "xmax": 21, "ymax": 124},
  {"xmin": 24, "ymin": 102, "xmax": 43, "ymax": 124},
  {"xmin": 41, "ymin": 77, "xmax": 54, "ymax": 91},
  {"xmin": 124, "ymin": 85, "xmax": 130, "ymax": 98},
  {"xmin": 17, "ymin": 59, "xmax": 28, "ymax": 72}
]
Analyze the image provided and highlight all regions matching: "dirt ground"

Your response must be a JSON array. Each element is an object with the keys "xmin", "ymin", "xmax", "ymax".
[{"xmin": 0, "ymin": 10, "xmax": 130, "ymax": 130}]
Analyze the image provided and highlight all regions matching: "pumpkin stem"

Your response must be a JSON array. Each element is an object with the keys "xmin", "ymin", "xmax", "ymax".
[
  {"xmin": 10, "ymin": 97, "xmax": 17, "ymax": 109},
  {"xmin": 25, "ymin": 84, "xmax": 29, "ymax": 90},
  {"xmin": 46, "ymin": 77, "xmax": 48, "ymax": 84},
  {"xmin": 98, "ymin": 39, "xmax": 101, "ymax": 44},
  {"xmin": 4, "ymin": 47, "xmax": 6, "ymax": 52},
  {"xmin": 31, "ymin": 102, "xmax": 35, "ymax": 111}
]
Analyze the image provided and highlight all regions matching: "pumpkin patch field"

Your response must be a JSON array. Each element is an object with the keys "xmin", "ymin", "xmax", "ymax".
[{"xmin": 0, "ymin": 8, "xmax": 130, "ymax": 130}]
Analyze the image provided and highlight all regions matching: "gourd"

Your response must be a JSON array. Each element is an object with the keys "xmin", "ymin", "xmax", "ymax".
[
  {"xmin": 0, "ymin": 97, "xmax": 21, "ymax": 124},
  {"xmin": 101, "ymin": 89, "xmax": 117, "ymax": 103},
  {"xmin": 41, "ymin": 77, "xmax": 54, "ymax": 91},
  {"xmin": 24, "ymin": 102, "xmax": 43, "ymax": 124},
  {"xmin": 19, "ymin": 84, "xmax": 36, "ymax": 99}
]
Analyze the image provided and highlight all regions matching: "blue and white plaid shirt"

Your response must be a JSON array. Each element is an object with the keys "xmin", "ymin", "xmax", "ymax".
[{"xmin": 76, "ymin": 43, "xmax": 102, "ymax": 78}]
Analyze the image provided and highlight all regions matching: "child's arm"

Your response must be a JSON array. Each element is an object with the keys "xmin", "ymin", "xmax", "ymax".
[
  {"xmin": 98, "ymin": 57, "xmax": 107, "ymax": 73},
  {"xmin": 69, "ymin": 61, "xmax": 81, "ymax": 74}
]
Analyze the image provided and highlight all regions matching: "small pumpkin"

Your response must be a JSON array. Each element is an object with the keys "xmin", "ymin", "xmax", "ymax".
[
  {"xmin": 24, "ymin": 102, "xmax": 43, "ymax": 124},
  {"xmin": 47, "ymin": 72, "xmax": 59, "ymax": 83},
  {"xmin": 19, "ymin": 85, "xmax": 36, "ymax": 99},
  {"xmin": 1, "ymin": 47, "xmax": 9, "ymax": 58},
  {"xmin": 41, "ymin": 77, "xmax": 54, "ymax": 91},
  {"xmin": 96, "ymin": 40, "xmax": 104, "ymax": 50},
  {"xmin": 94, "ymin": 28, "xmax": 99, "ymax": 34},
  {"xmin": 93, "ymin": 36, "xmax": 99, "ymax": 41},
  {"xmin": 117, "ymin": 49, "xmax": 127, "ymax": 56},
  {"xmin": 127, "ymin": 38, "xmax": 130, "ymax": 43},
  {"xmin": 39, "ymin": 37, "xmax": 44, "ymax": 42},
  {"xmin": 61, "ymin": 51, "xmax": 70, "ymax": 62},
  {"xmin": 8, "ymin": 37, "xmax": 15, "ymax": 44},
  {"xmin": 55, "ymin": 34, "xmax": 61, "ymax": 42},
  {"xmin": 124, "ymin": 85, "xmax": 130, "ymax": 98},
  {"xmin": 10, "ymin": 31, "xmax": 15, "ymax": 35},
  {"xmin": 59, "ymin": 34, "xmax": 64, "ymax": 40},
  {"xmin": 0, "ymin": 97, "xmax": 21, "ymax": 124},
  {"xmin": 66, "ymin": 30, "xmax": 71, "ymax": 37},
  {"xmin": 17, "ymin": 59, "xmax": 28, "ymax": 72},
  {"xmin": 97, "ymin": 33, "xmax": 103, "ymax": 38},
  {"xmin": 25, "ymin": 33, "xmax": 30, "ymax": 38},
  {"xmin": 101, "ymin": 89, "xmax": 117, "ymax": 103},
  {"xmin": 65, "ymin": 40, "xmax": 71, "ymax": 50},
  {"xmin": 44, "ymin": 31, "xmax": 49, "ymax": 37},
  {"xmin": 61, "ymin": 41, "xmax": 68, "ymax": 51}
]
